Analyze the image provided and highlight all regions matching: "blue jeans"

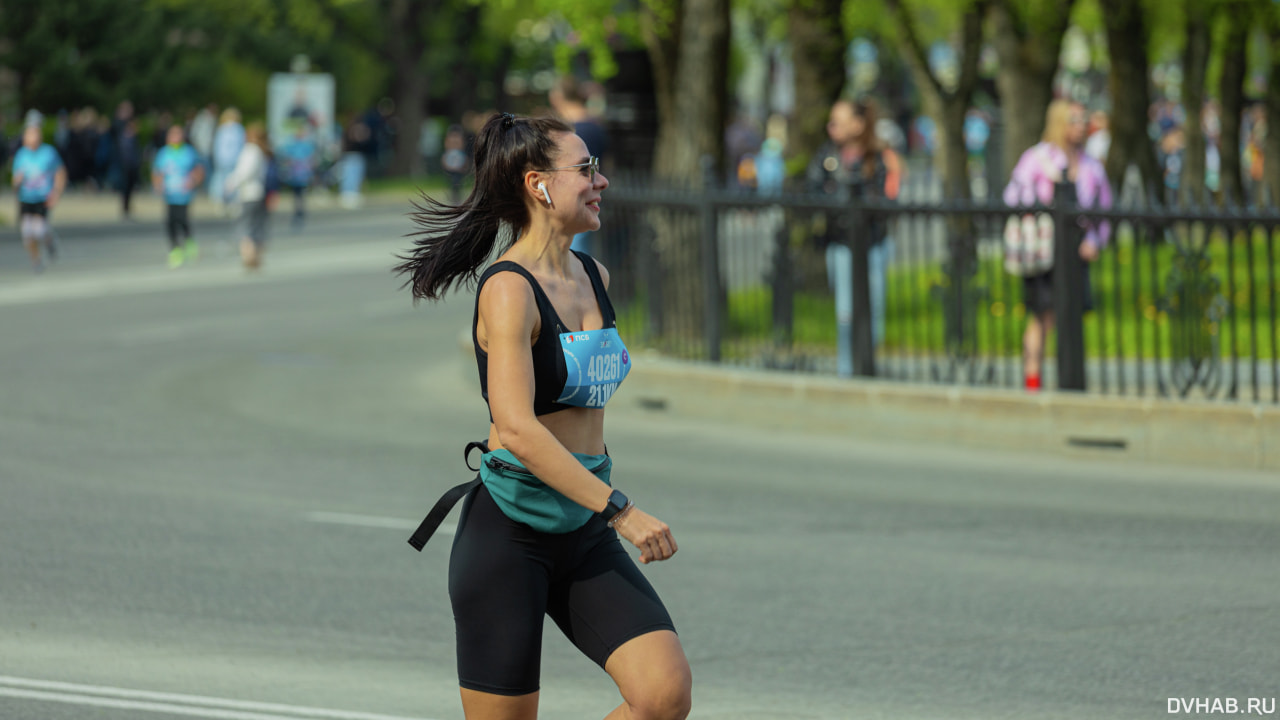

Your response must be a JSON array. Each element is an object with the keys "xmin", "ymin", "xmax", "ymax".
[
  {"xmin": 826, "ymin": 239, "xmax": 893, "ymax": 376},
  {"xmin": 340, "ymin": 152, "xmax": 366, "ymax": 196}
]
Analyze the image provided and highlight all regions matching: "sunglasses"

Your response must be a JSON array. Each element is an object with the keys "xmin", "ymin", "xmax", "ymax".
[{"xmin": 547, "ymin": 156, "xmax": 600, "ymax": 184}]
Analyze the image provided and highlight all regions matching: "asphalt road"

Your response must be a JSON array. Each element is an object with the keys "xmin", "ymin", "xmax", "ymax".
[{"xmin": 2, "ymin": 207, "xmax": 1279, "ymax": 720}]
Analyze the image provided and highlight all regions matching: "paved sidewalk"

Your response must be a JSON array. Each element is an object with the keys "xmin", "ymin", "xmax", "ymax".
[{"xmin": 0, "ymin": 188, "xmax": 408, "ymax": 228}]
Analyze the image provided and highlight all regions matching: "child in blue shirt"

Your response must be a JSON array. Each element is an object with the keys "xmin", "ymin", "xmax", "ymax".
[
  {"xmin": 151, "ymin": 125, "xmax": 205, "ymax": 268},
  {"xmin": 11, "ymin": 122, "xmax": 67, "ymax": 273},
  {"xmin": 278, "ymin": 126, "xmax": 317, "ymax": 229}
]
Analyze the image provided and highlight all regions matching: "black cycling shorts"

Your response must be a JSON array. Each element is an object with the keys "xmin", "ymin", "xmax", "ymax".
[
  {"xmin": 19, "ymin": 202, "xmax": 48, "ymax": 218},
  {"xmin": 448, "ymin": 482, "xmax": 676, "ymax": 696}
]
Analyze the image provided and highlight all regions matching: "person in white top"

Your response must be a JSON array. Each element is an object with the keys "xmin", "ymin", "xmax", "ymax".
[{"xmin": 224, "ymin": 122, "xmax": 272, "ymax": 270}]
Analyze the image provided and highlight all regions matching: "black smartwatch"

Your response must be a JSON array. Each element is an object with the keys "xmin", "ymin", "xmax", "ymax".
[{"xmin": 599, "ymin": 489, "xmax": 631, "ymax": 524}]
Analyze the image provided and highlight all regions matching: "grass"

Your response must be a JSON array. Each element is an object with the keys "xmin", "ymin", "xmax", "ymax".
[{"xmin": 365, "ymin": 175, "xmax": 455, "ymax": 197}]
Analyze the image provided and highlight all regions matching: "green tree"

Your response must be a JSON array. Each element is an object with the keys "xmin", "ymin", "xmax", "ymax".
[
  {"xmin": 788, "ymin": 0, "xmax": 847, "ymax": 170},
  {"xmin": 0, "ymin": 0, "xmax": 221, "ymax": 112},
  {"xmin": 1180, "ymin": 0, "xmax": 1212, "ymax": 204},
  {"xmin": 307, "ymin": 0, "xmax": 434, "ymax": 177},
  {"xmin": 988, "ymin": 0, "xmax": 1078, "ymax": 177},
  {"xmin": 1264, "ymin": 1, "xmax": 1280, "ymax": 206},
  {"xmin": 883, "ymin": 0, "xmax": 988, "ymax": 200},
  {"xmin": 1214, "ymin": 0, "xmax": 1250, "ymax": 204},
  {"xmin": 1101, "ymin": 0, "xmax": 1160, "ymax": 195}
]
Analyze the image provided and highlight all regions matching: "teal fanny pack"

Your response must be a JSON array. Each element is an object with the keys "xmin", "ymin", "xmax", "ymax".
[{"xmin": 481, "ymin": 448, "xmax": 611, "ymax": 534}]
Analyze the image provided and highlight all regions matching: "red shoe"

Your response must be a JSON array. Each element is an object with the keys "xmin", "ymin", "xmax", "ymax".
[{"xmin": 1025, "ymin": 373, "xmax": 1041, "ymax": 392}]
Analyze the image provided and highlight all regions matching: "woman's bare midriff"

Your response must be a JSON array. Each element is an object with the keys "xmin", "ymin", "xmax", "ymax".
[{"xmin": 488, "ymin": 406, "xmax": 607, "ymax": 457}]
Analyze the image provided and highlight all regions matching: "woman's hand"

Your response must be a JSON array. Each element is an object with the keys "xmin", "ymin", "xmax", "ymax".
[{"xmin": 613, "ymin": 507, "xmax": 678, "ymax": 564}]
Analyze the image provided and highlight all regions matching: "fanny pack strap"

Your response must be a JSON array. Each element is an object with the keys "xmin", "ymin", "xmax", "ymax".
[{"xmin": 407, "ymin": 441, "xmax": 489, "ymax": 552}]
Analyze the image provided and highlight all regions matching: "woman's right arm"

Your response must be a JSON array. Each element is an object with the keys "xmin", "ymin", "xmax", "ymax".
[{"xmin": 480, "ymin": 274, "xmax": 677, "ymax": 563}]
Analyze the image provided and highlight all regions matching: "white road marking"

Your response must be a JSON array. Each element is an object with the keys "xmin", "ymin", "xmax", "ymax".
[
  {"xmin": 0, "ymin": 675, "xmax": 439, "ymax": 720},
  {"xmin": 305, "ymin": 511, "xmax": 454, "ymax": 536}
]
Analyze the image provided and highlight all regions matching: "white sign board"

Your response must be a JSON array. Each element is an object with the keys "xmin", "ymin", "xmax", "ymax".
[{"xmin": 267, "ymin": 72, "xmax": 336, "ymax": 149}]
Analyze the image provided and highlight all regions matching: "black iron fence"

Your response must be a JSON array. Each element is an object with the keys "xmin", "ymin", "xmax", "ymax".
[{"xmin": 591, "ymin": 177, "xmax": 1280, "ymax": 404}]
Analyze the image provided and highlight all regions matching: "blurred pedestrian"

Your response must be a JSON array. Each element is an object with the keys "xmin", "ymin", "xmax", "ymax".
[
  {"xmin": 224, "ymin": 122, "xmax": 272, "ymax": 270},
  {"xmin": 189, "ymin": 103, "xmax": 218, "ymax": 184},
  {"xmin": 725, "ymin": 109, "xmax": 764, "ymax": 189},
  {"xmin": 755, "ymin": 136, "xmax": 785, "ymax": 196},
  {"xmin": 11, "ymin": 118, "xmax": 67, "ymax": 273},
  {"xmin": 1002, "ymin": 99, "xmax": 1113, "ymax": 392},
  {"xmin": 211, "ymin": 107, "xmax": 245, "ymax": 210},
  {"xmin": 277, "ymin": 121, "xmax": 317, "ymax": 230},
  {"xmin": 151, "ymin": 124, "xmax": 206, "ymax": 268},
  {"xmin": 1157, "ymin": 124, "xmax": 1186, "ymax": 203},
  {"xmin": 439, "ymin": 124, "xmax": 469, "ymax": 203},
  {"xmin": 807, "ymin": 97, "xmax": 903, "ymax": 373},
  {"xmin": 112, "ymin": 101, "xmax": 142, "ymax": 219},
  {"xmin": 339, "ymin": 116, "xmax": 369, "ymax": 208},
  {"xmin": 394, "ymin": 112, "xmax": 691, "ymax": 720},
  {"xmin": 92, "ymin": 114, "xmax": 112, "ymax": 192}
]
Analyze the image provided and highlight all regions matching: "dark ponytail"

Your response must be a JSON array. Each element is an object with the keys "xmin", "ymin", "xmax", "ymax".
[{"xmin": 395, "ymin": 112, "xmax": 573, "ymax": 301}]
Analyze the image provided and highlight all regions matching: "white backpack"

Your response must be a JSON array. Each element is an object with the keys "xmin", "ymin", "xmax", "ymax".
[{"xmin": 1003, "ymin": 146, "xmax": 1065, "ymax": 277}]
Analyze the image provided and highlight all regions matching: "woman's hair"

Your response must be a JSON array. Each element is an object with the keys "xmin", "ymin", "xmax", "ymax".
[
  {"xmin": 395, "ymin": 112, "xmax": 573, "ymax": 301},
  {"xmin": 245, "ymin": 121, "xmax": 271, "ymax": 155},
  {"xmin": 1041, "ymin": 99, "xmax": 1080, "ymax": 150},
  {"xmin": 843, "ymin": 97, "xmax": 885, "ymax": 179}
]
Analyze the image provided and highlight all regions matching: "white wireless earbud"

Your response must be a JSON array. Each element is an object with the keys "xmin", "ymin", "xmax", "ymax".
[{"xmin": 538, "ymin": 182, "xmax": 552, "ymax": 206}]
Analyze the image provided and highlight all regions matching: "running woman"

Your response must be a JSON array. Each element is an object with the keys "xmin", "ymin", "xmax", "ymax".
[
  {"xmin": 151, "ymin": 124, "xmax": 205, "ymax": 268},
  {"xmin": 11, "ymin": 120, "xmax": 67, "ymax": 273},
  {"xmin": 395, "ymin": 112, "xmax": 692, "ymax": 720}
]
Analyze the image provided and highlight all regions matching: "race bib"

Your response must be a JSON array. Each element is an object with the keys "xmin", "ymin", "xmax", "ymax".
[{"xmin": 556, "ymin": 327, "xmax": 630, "ymax": 408}]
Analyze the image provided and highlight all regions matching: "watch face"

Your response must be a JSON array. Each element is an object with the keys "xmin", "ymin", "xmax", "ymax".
[{"xmin": 607, "ymin": 490, "xmax": 629, "ymax": 515}]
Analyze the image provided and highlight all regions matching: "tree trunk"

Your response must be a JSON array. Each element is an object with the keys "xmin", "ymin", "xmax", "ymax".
[
  {"xmin": 649, "ymin": 0, "xmax": 729, "ymax": 182},
  {"xmin": 448, "ymin": 5, "xmax": 483, "ymax": 121},
  {"xmin": 938, "ymin": 100, "xmax": 970, "ymax": 200},
  {"xmin": 391, "ymin": 67, "xmax": 427, "ymax": 177},
  {"xmin": 786, "ymin": 0, "xmax": 847, "ymax": 171},
  {"xmin": 642, "ymin": 0, "xmax": 730, "ymax": 347},
  {"xmin": 1180, "ymin": 0, "xmax": 1210, "ymax": 205},
  {"xmin": 989, "ymin": 0, "xmax": 1075, "ymax": 179},
  {"xmin": 384, "ymin": 0, "xmax": 427, "ymax": 177},
  {"xmin": 1217, "ymin": 4, "xmax": 1248, "ymax": 206},
  {"xmin": 642, "ymin": 0, "xmax": 683, "ymax": 180},
  {"xmin": 1103, "ymin": 0, "xmax": 1160, "ymax": 197},
  {"xmin": 1266, "ymin": 10, "xmax": 1280, "ymax": 207}
]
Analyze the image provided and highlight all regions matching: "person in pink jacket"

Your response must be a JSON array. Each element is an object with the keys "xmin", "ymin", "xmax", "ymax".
[{"xmin": 1003, "ymin": 99, "xmax": 1113, "ymax": 391}]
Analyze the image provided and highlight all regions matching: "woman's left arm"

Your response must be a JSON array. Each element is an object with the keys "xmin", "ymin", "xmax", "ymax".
[{"xmin": 883, "ymin": 148, "xmax": 902, "ymax": 201}]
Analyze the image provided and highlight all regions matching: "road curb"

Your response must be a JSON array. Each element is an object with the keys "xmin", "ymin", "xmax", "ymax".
[
  {"xmin": 623, "ymin": 357, "xmax": 1278, "ymax": 472},
  {"xmin": 457, "ymin": 330, "xmax": 1276, "ymax": 471}
]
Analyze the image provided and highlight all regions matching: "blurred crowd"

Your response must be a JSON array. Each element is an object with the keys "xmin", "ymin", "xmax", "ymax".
[
  {"xmin": 1, "ymin": 98, "xmax": 410, "ymax": 218},
  {"xmin": 723, "ymin": 96, "xmax": 1270, "ymax": 206}
]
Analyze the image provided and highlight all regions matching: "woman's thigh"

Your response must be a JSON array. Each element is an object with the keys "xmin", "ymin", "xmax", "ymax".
[
  {"xmin": 545, "ymin": 527, "xmax": 676, "ymax": 669},
  {"xmin": 449, "ymin": 486, "xmax": 552, "ymax": 696}
]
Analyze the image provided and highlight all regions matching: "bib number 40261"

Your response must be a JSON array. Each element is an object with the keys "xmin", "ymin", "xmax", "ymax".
[{"xmin": 586, "ymin": 353, "xmax": 622, "ymax": 383}]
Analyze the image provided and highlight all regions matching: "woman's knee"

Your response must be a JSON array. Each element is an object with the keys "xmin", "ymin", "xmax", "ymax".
[
  {"xmin": 620, "ymin": 653, "xmax": 692, "ymax": 720},
  {"xmin": 628, "ymin": 666, "xmax": 692, "ymax": 720}
]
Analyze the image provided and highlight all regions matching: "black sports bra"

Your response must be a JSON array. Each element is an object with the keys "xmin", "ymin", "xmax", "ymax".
[{"xmin": 473, "ymin": 251, "xmax": 630, "ymax": 416}]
